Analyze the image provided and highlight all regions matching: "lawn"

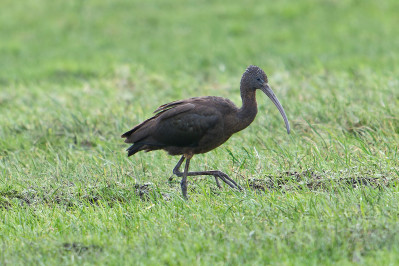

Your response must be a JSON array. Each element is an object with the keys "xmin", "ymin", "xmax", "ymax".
[{"xmin": 1, "ymin": 0, "xmax": 399, "ymax": 264}]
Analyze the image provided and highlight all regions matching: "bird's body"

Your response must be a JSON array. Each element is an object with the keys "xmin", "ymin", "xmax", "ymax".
[
  {"xmin": 122, "ymin": 95, "xmax": 257, "ymax": 156},
  {"xmin": 122, "ymin": 65, "xmax": 290, "ymax": 198}
]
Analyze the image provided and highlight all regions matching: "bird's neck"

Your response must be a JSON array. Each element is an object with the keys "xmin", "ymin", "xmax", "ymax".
[{"xmin": 237, "ymin": 89, "xmax": 258, "ymax": 131}]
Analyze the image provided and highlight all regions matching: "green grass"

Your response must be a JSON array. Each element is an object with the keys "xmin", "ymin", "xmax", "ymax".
[{"xmin": 1, "ymin": 0, "xmax": 399, "ymax": 264}]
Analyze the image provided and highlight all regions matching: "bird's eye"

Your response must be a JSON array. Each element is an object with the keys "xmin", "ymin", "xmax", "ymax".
[{"xmin": 256, "ymin": 78, "xmax": 261, "ymax": 81}]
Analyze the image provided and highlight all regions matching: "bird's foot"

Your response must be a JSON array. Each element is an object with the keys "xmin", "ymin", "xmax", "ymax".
[
  {"xmin": 213, "ymin": 171, "xmax": 242, "ymax": 191},
  {"xmin": 214, "ymin": 177, "xmax": 222, "ymax": 189}
]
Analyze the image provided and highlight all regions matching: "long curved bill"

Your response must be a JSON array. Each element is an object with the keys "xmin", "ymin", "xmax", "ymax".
[{"xmin": 261, "ymin": 83, "xmax": 291, "ymax": 134}]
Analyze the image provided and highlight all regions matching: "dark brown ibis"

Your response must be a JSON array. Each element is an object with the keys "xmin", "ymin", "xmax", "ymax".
[{"xmin": 122, "ymin": 65, "xmax": 290, "ymax": 198}]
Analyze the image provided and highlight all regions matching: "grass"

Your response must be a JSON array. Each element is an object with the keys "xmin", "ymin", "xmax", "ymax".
[{"xmin": 1, "ymin": 0, "xmax": 399, "ymax": 264}]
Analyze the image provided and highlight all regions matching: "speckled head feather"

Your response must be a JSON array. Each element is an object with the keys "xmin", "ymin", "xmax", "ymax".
[{"xmin": 240, "ymin": 65, "xmax": 268, "ymax": 90}]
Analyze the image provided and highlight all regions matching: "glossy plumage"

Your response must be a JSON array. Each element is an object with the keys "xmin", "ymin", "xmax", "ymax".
[{"xmin": 122, "ymin": 65, "xmax": 290, "ymax": 198}]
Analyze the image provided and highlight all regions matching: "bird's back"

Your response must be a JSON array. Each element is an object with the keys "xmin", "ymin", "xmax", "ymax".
[{"xmin": 122, "ymin": 96, "xmax": 239, "ymax": 156}]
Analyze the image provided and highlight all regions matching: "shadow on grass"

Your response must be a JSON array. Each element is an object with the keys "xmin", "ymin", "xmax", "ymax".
[
  {"xmin": 0, "ymin": 183, "xmax": 165, "ymax": 210},
  {"xmin": 61, "ymin": 242, "xmax": 103, "ymax": 256},
  {"xmin": 247, "ymin": 170, "xmax": 393, "ymax": 192},
  {"xmin": 1, "ymin": 170, "xmax": 395, "ymax": 210}
]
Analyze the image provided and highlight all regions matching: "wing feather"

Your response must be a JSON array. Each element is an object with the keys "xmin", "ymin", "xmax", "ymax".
[
  {"xmin": 122, "ymin": 98, "xmax": 221, "ymax": 148},
  {"xmin": 153, "ymin": 109, "xmax": 221, "ymax": 147}
]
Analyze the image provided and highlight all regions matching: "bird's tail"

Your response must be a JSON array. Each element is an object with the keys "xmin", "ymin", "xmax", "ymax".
[{"xmin": 126, "ymin": 143, "xmax": 145, "ymax": 157}]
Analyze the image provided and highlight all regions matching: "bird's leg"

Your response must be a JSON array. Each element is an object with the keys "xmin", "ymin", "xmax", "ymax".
[
  {"xmin": 188, "ymin": 170, "xmax": 242, "ymax": 191},
  {"xmin": 180, "ymin": 158, "xmax": 191, "ymax": 199},
  {"xmin": 170, "ymin": 156, "xmax": 185, "ymax": 181},
  {"xmin": 174, "ymin": 167, "xmax": 242, "ymax": 191},
  {"xmin": 214, "ymin": 176, "xmax": 222, "ymax": 189},
  {"xmin": 173, "ymin": 157, "xmax": 221, "ymax": 188}
]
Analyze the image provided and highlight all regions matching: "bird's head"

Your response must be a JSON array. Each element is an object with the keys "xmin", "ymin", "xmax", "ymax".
[
  {"xmin": 241, "ymin": 65, "xmax": 269, "ymax": 90},
  {"xmin": 241, "ymin": 65, "xmax": 290, "ymax": 134}
]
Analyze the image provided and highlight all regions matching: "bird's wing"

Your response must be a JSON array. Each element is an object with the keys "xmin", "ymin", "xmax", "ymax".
[
  {"xmin": 122, "ymin": 98, "xmax": 222, "ymax": 147},
  {"xmin": 153, "ymin": 97, "xmax": 201, "ymax": 114},
  {"xmin": 153, "ymin": 103, "xmax": 221, "ymax": 147},
  {"xmin": 121, "ymin": 102, "xmax": 195, "ymax": 141}
]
